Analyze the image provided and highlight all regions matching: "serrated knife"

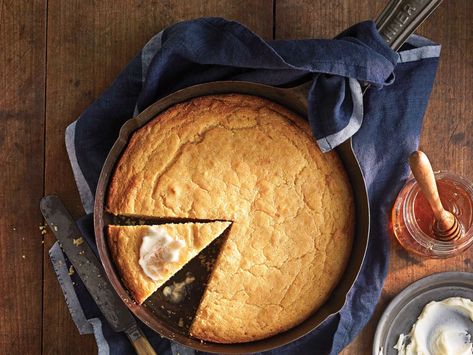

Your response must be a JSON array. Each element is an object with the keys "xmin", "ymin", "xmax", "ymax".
[{"xmin": 40, "ymin": 195, "xmax": 156, "ymax": 355}]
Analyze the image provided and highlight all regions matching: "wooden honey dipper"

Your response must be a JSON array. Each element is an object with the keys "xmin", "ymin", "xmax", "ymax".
[{"xmin": 409, "ymin": 151, "xmax": 463, "ymax": 241}]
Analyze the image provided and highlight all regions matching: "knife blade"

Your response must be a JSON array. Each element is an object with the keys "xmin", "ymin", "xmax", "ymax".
[{"xmin": 40, "ymin": 195, "xmax": 156, "ymax": 355}]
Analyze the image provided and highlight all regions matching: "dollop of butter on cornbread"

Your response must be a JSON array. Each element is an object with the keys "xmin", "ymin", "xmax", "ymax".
[{"xmin": 139, "ymin": 226, "xmax": 186, "ymax": 281}]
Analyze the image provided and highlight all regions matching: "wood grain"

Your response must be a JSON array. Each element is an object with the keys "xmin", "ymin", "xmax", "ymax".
[
  {"xmin": 276, "ymin": 0, "xmax": 384, "ymax": 39},
  {"xmin": 43, "ymin": 1, "xmax": 273, "ymax": 353},
  {"xmin": 276, "ymin": 0, "xmax": 473, "ymax": 354},
  {"xmin": 2, "ymin": 0, "xmax": 469, "ymax": 353},
  {"xmin": 0, "ymin": 1, "xmax": 46, "ymax": 354}
]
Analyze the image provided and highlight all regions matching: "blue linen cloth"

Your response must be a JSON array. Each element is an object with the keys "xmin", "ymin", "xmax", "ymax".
[{"xmin": 50, "ymin": 18, "xmax": 440, "ymax": 355}]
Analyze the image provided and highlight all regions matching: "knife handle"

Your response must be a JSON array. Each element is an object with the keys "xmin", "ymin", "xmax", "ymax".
[
  {"xmin": 130, "ymin": 336, "xmax": 157, "ymax": 355},
  {"xmin": 125, "ymin": 324, "xmax": 157, "ymax": 355}
]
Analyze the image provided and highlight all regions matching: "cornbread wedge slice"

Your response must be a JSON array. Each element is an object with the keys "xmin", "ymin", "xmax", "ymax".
[{"xmin": 107, "ymin": 222, "xmax": 231, "ymax": 304}]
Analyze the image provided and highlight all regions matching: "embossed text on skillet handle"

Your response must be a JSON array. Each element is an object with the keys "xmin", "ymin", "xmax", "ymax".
[{"xmin": 375, "ymin": 0, "xmax": 443, "ymax": 50}]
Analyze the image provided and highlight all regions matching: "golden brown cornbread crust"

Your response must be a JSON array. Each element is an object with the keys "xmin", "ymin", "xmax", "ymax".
[
  {"xmin": 107, "ymin": 94, "xmax": 355, "ymax": 343},
  {"xmin": 107, "ymin": 222, "xmax": 230, "ymax": 304}
]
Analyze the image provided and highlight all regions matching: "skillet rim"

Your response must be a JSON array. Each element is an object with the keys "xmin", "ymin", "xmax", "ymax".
[{"xmin": 94, "ymin": 80, "xmax": 370, "ymax": 353}]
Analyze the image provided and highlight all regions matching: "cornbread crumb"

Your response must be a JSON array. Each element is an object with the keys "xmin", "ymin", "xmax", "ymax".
[
  {"xmin": 68, "ymin": 265, "xmax": 75, "ymax": 276},
  {"xmin": 162, "ymin": 275, "xmax": 195, "ymax": 304},
  {"xmin": 73, "ymin": 237, "xmax": 84, "ymax": 246}
]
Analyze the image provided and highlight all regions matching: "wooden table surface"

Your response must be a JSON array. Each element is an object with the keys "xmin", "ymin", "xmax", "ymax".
[{"xmin": 1, "ymin": 1, "xmax": 472, "ymax": 354}]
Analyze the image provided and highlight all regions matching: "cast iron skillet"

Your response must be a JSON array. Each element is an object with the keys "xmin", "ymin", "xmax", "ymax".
[{"xmin": 94, "ymin": 1, "xmax": 442, "ymax": 353}]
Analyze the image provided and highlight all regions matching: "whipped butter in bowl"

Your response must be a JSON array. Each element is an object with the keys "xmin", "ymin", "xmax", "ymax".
[
  {"xmin": 394, "ymin": 297, "xmax": 473, "ymax": 355},
  {"xmin": 373, "ymin": 272, "xmax": 473, "ymax": 355}
]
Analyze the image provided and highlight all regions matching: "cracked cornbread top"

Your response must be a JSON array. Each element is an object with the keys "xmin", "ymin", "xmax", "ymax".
[{"xmin": 107, "ymin": 94, "xmax": 355, "ymax": 343}]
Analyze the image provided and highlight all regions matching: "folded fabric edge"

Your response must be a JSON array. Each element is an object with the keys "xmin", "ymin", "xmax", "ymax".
[
  {"xmin": 49, "ymin": 242, "xmax": 111, "ymax": 355},
  {"xmin": 65, "ymin": 121, "xmax": 95, "ymax": 214},
  {"xmin": 399, "ymin": 44, "xmax": 441, "ymax": 63},
  {"xmin": 316, "ymin": 78, "xmax": 363, "ymax": 152},
  {"xmin": 141, "ymin": 31, "xmax": 164, "ymax": 85},
  {"xmin": 170, "ymin": 342, "xmax": 196, "ymax": 355},
  {"xmin": 133, "ymin": 31, "xmax": 165, "ymax": 118},
  {"xmin": 401, "ymin": 33, "xmax": 441, "ymax": 63},
  {"xmin": 49, "ymin": 242, "xmax": 93, "ymax": 335},
  {"xmin": 317, "ymin": 35, "xmax": 440, "ymax": 152}
]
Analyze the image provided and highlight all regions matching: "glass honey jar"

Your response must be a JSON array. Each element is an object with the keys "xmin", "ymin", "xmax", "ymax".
[{"xmin": 392, "ymin": 171, "xmax": 473, "ymax": 258}]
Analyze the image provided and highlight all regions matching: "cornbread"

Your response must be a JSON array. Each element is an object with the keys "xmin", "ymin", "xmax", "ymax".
[
  {"xmin": 107, "ymin": 94, "xmax": 355, "ymax": 343},
  {"xmin": 107, "ymin": 222, "xmax": 231, "ymax": 304}
]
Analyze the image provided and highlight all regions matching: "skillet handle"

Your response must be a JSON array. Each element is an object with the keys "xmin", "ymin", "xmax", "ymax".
[
  {"xmin": 290, "ymin": 0, "xmax": 442, "ymax": 98},
  {"xmin": 375, "ymin": 0, "xmax": 443, "ymax": 50}
]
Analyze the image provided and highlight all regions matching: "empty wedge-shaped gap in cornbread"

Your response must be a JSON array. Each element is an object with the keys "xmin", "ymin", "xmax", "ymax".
[
  {"xmin": 143, "ymin": 228, "xmax": 230, "ymax": 333},
  {"xmin": 107, "ymin": 221, "xmax": 232, "ymax": 304}
]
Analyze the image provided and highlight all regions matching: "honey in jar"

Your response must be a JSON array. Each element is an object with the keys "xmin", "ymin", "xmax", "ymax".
[{"xmin": 392, "ymin": 171, "xmax": 473, "ymax": 258}]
